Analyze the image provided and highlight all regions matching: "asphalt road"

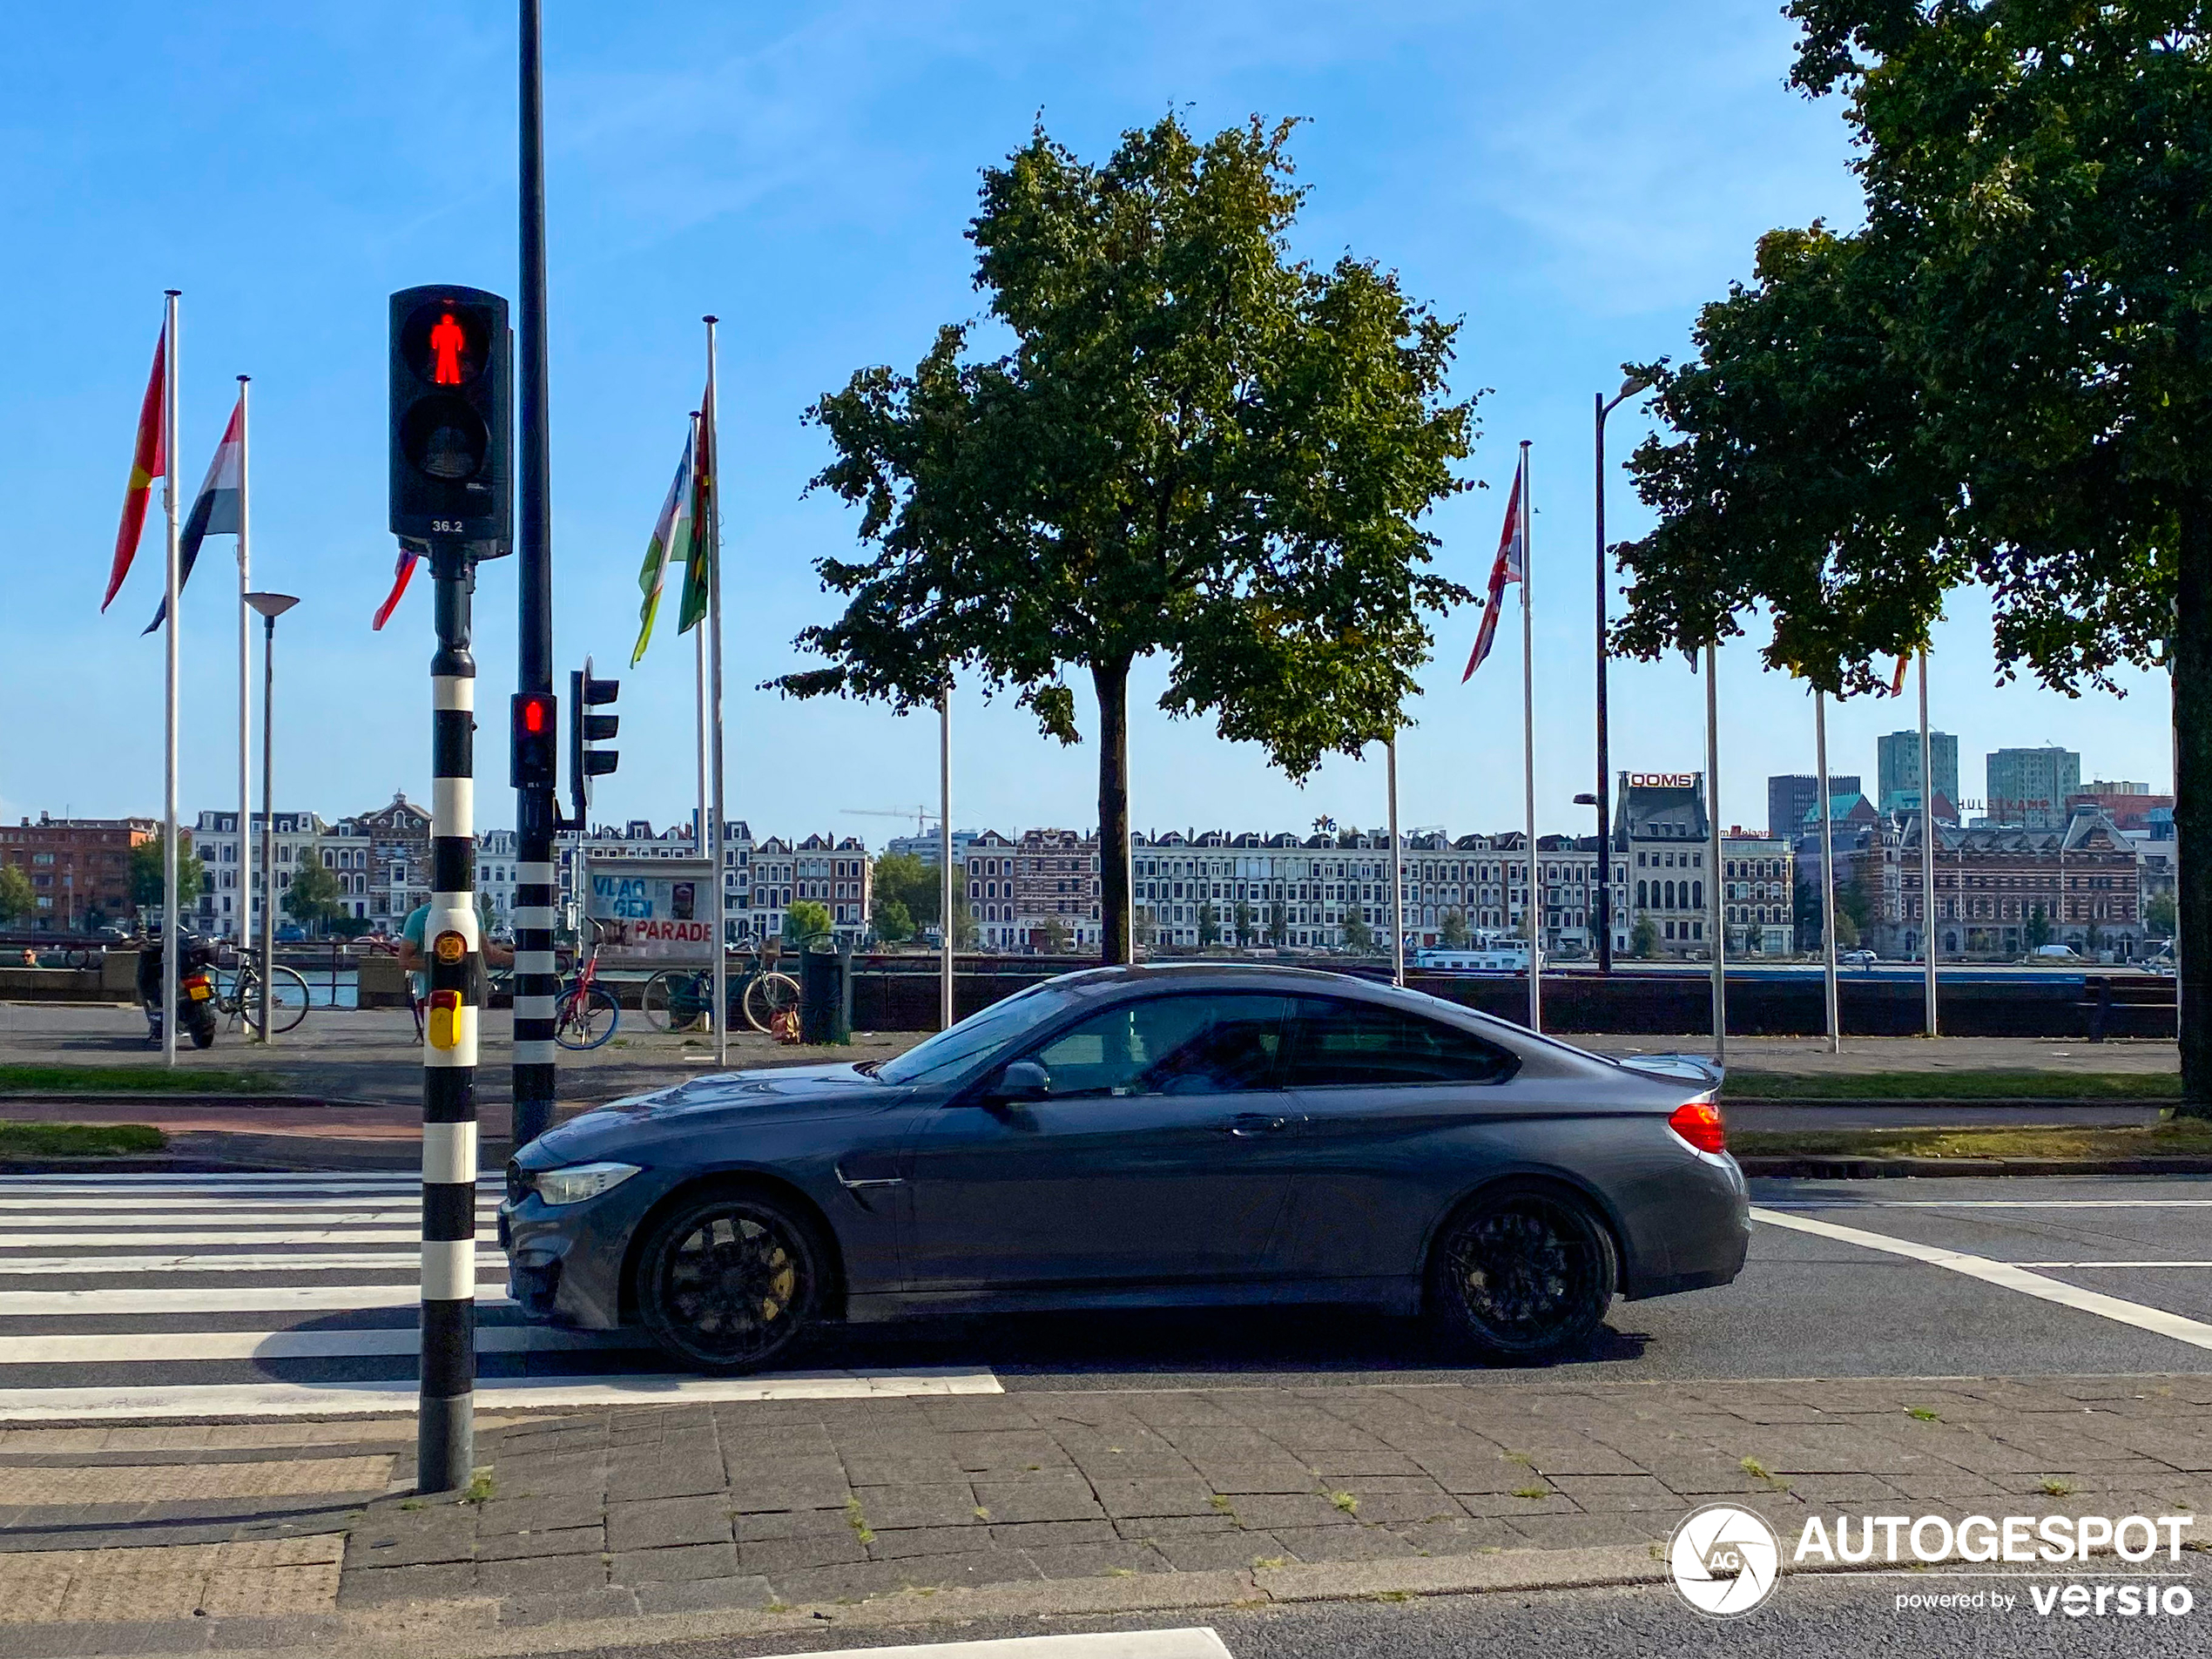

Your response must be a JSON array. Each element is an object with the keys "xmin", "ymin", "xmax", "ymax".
[
  {"xmin": 2, "ymin": 1173, "xmax": 2208, "ymax": 1416},
  {"xmin": 541, "ymin": 1569, "xmax": 2212, "ymax": 1659}
]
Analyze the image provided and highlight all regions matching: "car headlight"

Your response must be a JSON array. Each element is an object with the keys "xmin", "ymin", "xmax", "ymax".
[{"xmin": 532, "ymin": 1162, "xmax": 641, "ymax": 1207}]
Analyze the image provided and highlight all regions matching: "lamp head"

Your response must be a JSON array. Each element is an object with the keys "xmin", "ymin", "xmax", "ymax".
[
  {"xmin": 243, "ymin": 592, "xmax": 300, "ymax": 621},
  {"xmin": 1618, "ymin": 372, "xmax": 1656, "ymax": 401}
]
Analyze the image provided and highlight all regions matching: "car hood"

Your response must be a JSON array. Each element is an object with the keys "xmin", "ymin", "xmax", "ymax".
[{"xmin": 522, "ymin": 1062, "xmax": 898, "ymax": 1165}]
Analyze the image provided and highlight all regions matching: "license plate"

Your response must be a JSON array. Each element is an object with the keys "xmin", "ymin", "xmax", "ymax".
[{"xmin": 185, "ymin": 982, "xmax": 212, "ymax": 1001}]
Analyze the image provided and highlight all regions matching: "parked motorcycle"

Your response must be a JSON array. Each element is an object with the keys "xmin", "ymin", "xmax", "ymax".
[{"xmin": 137, "ymin": 930, "xmax": 220, "ymax": 1049}]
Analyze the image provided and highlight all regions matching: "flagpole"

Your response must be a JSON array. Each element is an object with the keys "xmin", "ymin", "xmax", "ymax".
[
  {"xmin": 940, "ymin": 686, "xmax": 954, "ymax": 1028},
  {"xmin": 1816, "ymin": 688, "xmax": 1841, "ymax": 1053},
  {"xmin": 1705, "ymin": 643, "xmax": 1726, "ymax": 1062},
  {"xmin": 161, "ymin": 290, "xmax": 181, "ymax": 1069},
  {"xmin": 705, "ymin": 318, "xmax": 728, "ymax": 1069},
  {"xmin": 235, "ymin": 377, "xmax": 252, "ymax": 958},
  {"xmin": 690, "ymin": 413, "xmax": 712, "ymax": 1029},
  {"xmin": 1518, "ymin": 442, "xmax": 1541, "ymax": 1034},
  {"xmin": 1387, "ymin": 738, "xmax": 1405, "ymax": 986},
  {"xmin": 1919, "ymin": 649, "xmax": 1939, "ymax": 1035}
]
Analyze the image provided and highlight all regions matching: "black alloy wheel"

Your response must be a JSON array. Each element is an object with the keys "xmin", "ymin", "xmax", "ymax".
[
  {"xmin": 1428, "ymin": 1186, "xmax": 1617, "ymax": 1361},
  {"xmin": 636, "ymin": 1192, "xmax": 823, "ymax": 1373}
]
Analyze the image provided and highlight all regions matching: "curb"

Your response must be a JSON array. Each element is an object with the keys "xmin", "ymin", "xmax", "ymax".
[
  {"xmin": 0, "ymin": 1093, "xmax": 385, "ymax": 1111},
  {"xmin": 155, "ymin": 1543, "xmax": 1670, "ymax": 1659},
  {"xmin": 1725, "ymin": 1096, "xmax": 2181, "ymax": 1110},
  {"xmin": 1738, "ymin": 1153, "xmax": 2212, "ymax": 1178}
]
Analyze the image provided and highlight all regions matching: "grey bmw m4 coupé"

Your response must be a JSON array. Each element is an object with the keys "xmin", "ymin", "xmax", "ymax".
[{"xmin": 500, "ymin": 963, "xmax": 1749, "ymax": 1372}]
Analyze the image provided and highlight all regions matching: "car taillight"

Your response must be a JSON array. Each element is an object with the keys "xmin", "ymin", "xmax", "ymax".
[{"xmin": 1668, "ymin": 1098, "xmax": 1726, "ymax": 1155}]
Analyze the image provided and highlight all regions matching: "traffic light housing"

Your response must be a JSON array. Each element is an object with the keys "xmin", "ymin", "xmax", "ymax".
[
  {"xmin": 569, "ymin": 658, "xmax": 619, "ymax": 821},
  {"xmin": 511, "ymin": 691, "xmax": 557, "ymax": 790},
  {"xmin": 389, "ymin": 285, "xmax": 512, "ymax": 548}
]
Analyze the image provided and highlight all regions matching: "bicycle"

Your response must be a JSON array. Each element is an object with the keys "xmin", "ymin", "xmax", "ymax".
[
  {"xmin": 639, "ymin": 944, "xmax": 799, "ymax": 1035},
  {"xmin": 552, "ymin": 934, "xmax": 621, "ymax": 1050},
  {"xmin": 217, "ymin": 953, "xmax": 311, "ymax": 1035}
]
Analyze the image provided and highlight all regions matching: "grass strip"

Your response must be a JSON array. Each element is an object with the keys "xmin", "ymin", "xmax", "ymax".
[
  {"xmin": 1734, "ymin": 1117, "xmax": 2212, "ymax": 1161},
  {"xmin": 1723, "ymin": 1069, "xmax": 2180, "ymax": 1102},
  {"xmin": 0, "ymin": 1122, "xmax": 168, "ymax": 1157},
  {"xmin": 0, "ymin": 1064, "xmax": 283, "ymax": 1095}
]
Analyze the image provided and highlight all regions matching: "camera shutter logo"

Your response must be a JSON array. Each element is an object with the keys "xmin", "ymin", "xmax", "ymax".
[{"xmin": 1669, "ymin": 1503, "xmax": 1781, "ymax": 1617}]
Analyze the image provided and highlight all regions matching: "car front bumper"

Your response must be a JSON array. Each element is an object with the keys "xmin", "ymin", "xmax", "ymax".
[{"xmin": 499, "ymin": 1163, "xmax": 671, "ymax": 1331}]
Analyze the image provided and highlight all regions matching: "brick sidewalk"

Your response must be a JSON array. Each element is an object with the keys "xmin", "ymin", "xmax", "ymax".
[{"xmin": 2, "ymin": 1374, "xmax": 2209, "ymax": 1652}]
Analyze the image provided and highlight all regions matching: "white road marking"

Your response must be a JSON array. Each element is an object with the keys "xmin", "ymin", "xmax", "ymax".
[
  {"xmin": 0, "ymin": 1284, "xmax": 512, "ymax": 1315},
  {"xmin": 1761, "ymin": 1199, "xmax": 2212, "ymax": 1210},
  {"xmin": 0, "ymin": 1251, "xmax": 490, "ymax": 1276},
  {"xmin": 0, "ymin": 1325, "xmax": 628, "ymax": 1363},
  {"xmin": 2012, "ymin": 1261, "xmax": 2212, "ymax": 1269},
  {"xmin": 0, "ymin": 1229, "xmax": 437, "ymax": 1247},
  {"xmin": 0, "ymin": 1196, "xmax": 502, "ymax": 1212},
  {"xmin": 0, "ymin": 1174, "xmax": 497, "ymax": 1185},
  {"xmin": 1750, "ymin": 1206, "xmax": 2212, "ymax": 1351},
  {"xmin": 0, "ymin": 1368, "xmax": 1005, "ymax": 1421},
  {"xmin": 734, "ymin": 1633, "xmax": 1231, "ymax": 1659}
]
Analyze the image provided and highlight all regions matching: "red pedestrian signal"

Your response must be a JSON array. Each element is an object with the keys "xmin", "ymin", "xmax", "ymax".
[
  {"xmin": 389, "ymin": 285, "xmax": 510, "ymax": 547},
  {"xmin": 429, "ymin": 312, "xmax": 467, "ymax": 385},
  {"xmin": 520, "ymin": 694, "xmax": 550, "ymax": 734}
]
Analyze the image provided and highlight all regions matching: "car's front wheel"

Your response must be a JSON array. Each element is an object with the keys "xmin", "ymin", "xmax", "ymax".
[
  {"xmin": 635, "ymin": 1190, "xmax": 824, "ymax": 1373},
  {"xmin": 1427, "ymin": 1184, "xmax": 1617, "ymax": 1362}
]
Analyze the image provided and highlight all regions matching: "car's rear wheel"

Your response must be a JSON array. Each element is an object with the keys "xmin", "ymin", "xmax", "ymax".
[
  {"xmin": 1427, "ymin": 1185, "xmax": 1617, "ymax": 1362},
  {"xmin": 635, "ymin": 1190, "xmax": 823, "ymax": 1373}
]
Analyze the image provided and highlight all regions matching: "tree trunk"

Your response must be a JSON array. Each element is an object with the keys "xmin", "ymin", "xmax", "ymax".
[
  {"xmin": 1093, "ymin": 657, "xmax": 1133, "ymax": 966},
  {"xmin": 2176, "ymin": 492, "xmax": 2212, "ymax": 1116}
]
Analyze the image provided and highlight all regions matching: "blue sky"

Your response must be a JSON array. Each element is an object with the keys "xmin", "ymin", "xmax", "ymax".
[{"xmin": 0, "ymin": 2, "xmax": 2175, "ymax": 845}]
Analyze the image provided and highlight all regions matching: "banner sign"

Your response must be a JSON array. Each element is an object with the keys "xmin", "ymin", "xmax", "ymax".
[{"xmin": 582, "ymin": 855, "xmax": 718, "ymax": 964}]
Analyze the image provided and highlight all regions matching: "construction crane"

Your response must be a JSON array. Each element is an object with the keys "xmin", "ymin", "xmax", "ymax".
[{"xmin": 842, "ymin": 806, "xmax": 942, "ymax": 835}]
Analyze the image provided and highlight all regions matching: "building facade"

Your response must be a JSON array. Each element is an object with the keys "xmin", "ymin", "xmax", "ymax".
[
  {"xmin": 1876, "ymin": 729, "xmax": 1959, "ymax": 816},
  {"xmin": 1864, "ymin": 812, "xmax": 2143, "ymax": 958},
  {"xmin": 191, "ymin": 811, "xmax": 331, "ymax": 938},
  {"xmin": 0, "ymin": 815, "xmax": 152, "ymax": 932},
  {"xmin": 1986, "ymin": 746, "xmax": 2082, "ymax": 829}
]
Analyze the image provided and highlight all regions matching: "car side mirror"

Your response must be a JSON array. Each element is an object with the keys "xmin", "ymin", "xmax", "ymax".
[{"xmin": 993, "ymin": 1059, "xmax": 1050, "ymax": 1103}]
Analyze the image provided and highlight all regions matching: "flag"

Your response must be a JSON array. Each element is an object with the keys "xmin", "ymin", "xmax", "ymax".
[
  {"xmin": 632, "ymin": 421, "xmax": 696, "ymax": 665},
  {"xmin": 371, "ymin": 548, "xmax": 419, "ymax": 631},
  {"xmin": 678, "ymin": 395, "xmax": 712, "ymax": 634},
  {"xmin": 1888, "ymin": 656, "xmax": 1910, "ymax": 696},
  {"xmin": 144, "ymin": 395, "xmax": 243, "ymax": 633},
  {"xmin": 1460, "ymin": 461, "xmax": 1524, "ymax": 681},
  {"xmin": 104, "ymin": 324, "xmax": 167, "ymax": 611}
]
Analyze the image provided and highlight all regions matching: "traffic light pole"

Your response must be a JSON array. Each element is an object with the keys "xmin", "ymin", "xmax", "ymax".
[
  {"xmin": 512, "ymin": 0, "xmax": 558, "ymax": 1151},
  {"xmin": 420, "ymin": 539, "xmax": 481, "ymax": 1494}
]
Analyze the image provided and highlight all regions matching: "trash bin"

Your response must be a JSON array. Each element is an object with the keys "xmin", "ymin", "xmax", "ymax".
[{"xmin": 799, "ymin": 945, "xmax": 846, "ymax": 1045}]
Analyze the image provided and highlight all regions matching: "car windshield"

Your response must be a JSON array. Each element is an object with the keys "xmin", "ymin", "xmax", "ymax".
[{"xmin": 873, "ymin": 983, "xmax": 1083, "ymax": 1087}]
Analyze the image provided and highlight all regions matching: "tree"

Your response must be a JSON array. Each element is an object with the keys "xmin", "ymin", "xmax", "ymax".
[
  {"xmin": 1267, "ymin": 902, "xmax": 1287, "ymax": 947},
  {"xmin": 1440, "ymin": 907, "xmax": 1471, "ymax": 948},
  {"xmin": 282, "ymin": 860, "xmax": 347, "ymax": 937},
  {"xmin": 0, "ymin": 864, "xmax": 34, "ymax": 926},
  {"xmin": 130, "ymin": 833, "xmax": 205, "ymax": 920},
  {"xmin": 1197, "ymin": 901, "xmax": 1220, "ymax": 948},
  {"xmin": 784, "ymin": 900, "xmax": 833, "ymax": 943},
  {"xmin": 948, "ymin": 894, "xmax": 980, "ymax": 951},
  {"xmin": 2027, "ymin": 906, "xmax": 2054, "ymax": 951},
  {"xmin": 2148, "ymin": 893, "xmax": 2178, "ymax": 939},
  {"xmin": 778, "ymin": 114, "xmax": 1474, "ymax": 968},
  {"xmin": 871, "ymin": 851, "xmax": 940, "ymax": 932},
  {"xmin": 1341, "ymin": 911, "xmax": 1375, "ymax": 954},
  {"xmin": 1232, "ymin": 899, "xmax": 1256, "ymax": 948},
  {"xmin": 1616, "ymin": 2, "xmax": 2212, "ymax": 1111},
  {"xmin": 1629, "ymin": 917, "xmax": 1660, "ymax": 960},
  {"xmin": 1041, "ymin": 915, "xmax": 1072, "ymax": 953},
  {"xmin": 871, "ymin": 895, "xmax": 915, "ymax": 944}
]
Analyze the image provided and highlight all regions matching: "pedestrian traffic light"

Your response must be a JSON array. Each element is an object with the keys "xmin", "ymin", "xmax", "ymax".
[
  {"xmin": 389, "ymin": 285, "xmax": 512, "ymax": 548},
  {"xmin": 570, "ymin": 658, "xmax": 619, "ymax": 821},
  {"xmin": 512, "ymin": 691, "xmax": 557, "ymax": 789}
]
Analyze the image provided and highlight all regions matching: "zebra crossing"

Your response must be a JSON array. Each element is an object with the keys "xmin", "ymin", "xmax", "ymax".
[{"xmin": 0, "ymin": 1172, "xmax": 998, "ymax": 1420}]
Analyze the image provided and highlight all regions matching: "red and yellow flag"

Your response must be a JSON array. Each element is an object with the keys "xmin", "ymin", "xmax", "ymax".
[{"xmin": 104, "ymin": 324, "xmax": 167, "ymax": 611}]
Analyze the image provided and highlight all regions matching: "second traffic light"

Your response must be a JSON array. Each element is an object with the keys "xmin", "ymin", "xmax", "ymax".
[{"xmin": 569, "ymin": 658, "xmax": 618, "ymax": 823}]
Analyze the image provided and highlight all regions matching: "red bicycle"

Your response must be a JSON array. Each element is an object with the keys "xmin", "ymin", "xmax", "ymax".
[{"xmin": 552, "ymin": 932, "xmax": 621, "ymax": 1050}]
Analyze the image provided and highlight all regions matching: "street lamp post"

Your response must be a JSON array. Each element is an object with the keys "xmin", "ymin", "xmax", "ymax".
[
  {"xmin": 243, "ymin": 592, "xmax": 298, "ymax": 1042},
  {"xmin": 1594, "ymin": 373, "xmax": 1654, "ymax": 974}
]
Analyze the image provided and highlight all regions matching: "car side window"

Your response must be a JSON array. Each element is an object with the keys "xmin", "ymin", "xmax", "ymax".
[
  {"xmin": 1285, "ymin": 997, "xmax": 1520, "ymax": 1088},
  {"xmin": 1025, "ymin": 995, "xmax": 1294, "ymax": 1098}
]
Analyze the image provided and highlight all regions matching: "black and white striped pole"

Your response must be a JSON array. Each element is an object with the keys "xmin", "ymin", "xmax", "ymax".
[{"xmin": 420, "ymin": 541, "xmax": 482, "ymax": 1494}]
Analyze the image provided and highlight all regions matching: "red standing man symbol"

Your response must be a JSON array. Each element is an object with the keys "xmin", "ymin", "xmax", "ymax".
[{"xmin": 428, "ymin": 311, "xmax": 466, "ymax": 385}]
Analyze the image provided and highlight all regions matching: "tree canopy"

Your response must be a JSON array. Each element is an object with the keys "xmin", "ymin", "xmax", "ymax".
[
  {"xmin": 779, "ymin": 114, "xmax": 1474, "ymax": 961},
  {"xmin": 1615, "ymin": 1, "xmax": 2212, "ymax": 1107},
  {"xmin": 130, "ymin": 833, "xmax": 205, "ymax": 918}
]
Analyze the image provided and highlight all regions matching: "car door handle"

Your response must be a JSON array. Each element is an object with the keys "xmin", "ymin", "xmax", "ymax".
[{"xmin": 1220, "ymin": 1113, "xmax": 1293, "ymax": 1136}]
